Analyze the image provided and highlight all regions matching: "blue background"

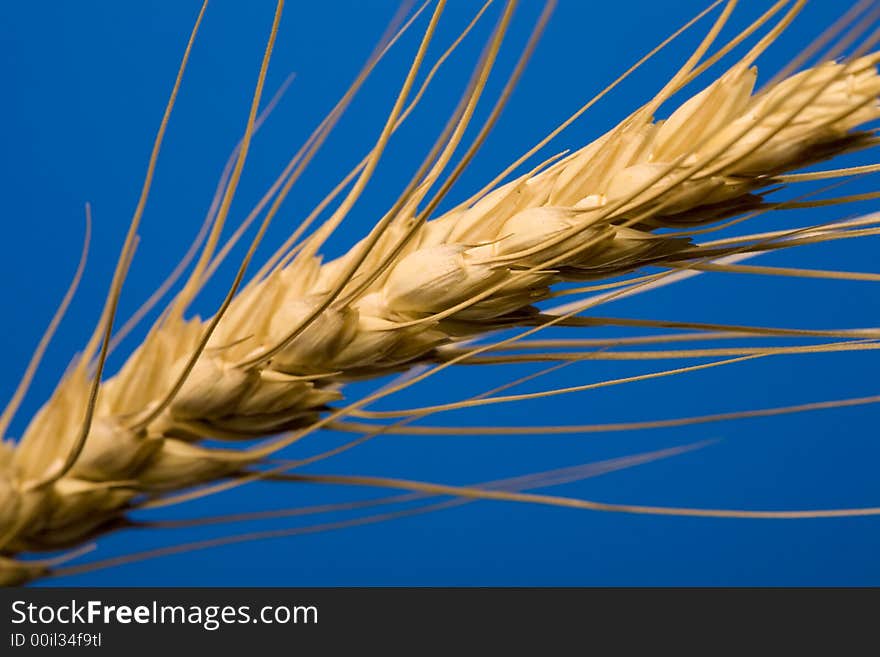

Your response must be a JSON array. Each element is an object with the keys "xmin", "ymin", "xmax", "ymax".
[{"xmin": 1, "ymin": 1, "xmax": 878, "ymax": 585}]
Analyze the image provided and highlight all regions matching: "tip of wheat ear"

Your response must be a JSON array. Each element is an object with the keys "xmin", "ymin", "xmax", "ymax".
[{"xmin": 3, "ymin": 6, "xmax": 880, "ymax": 580}]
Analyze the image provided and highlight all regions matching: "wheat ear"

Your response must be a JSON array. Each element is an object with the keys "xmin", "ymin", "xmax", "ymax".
[{"xmin": 2, "ymin": 0, "xmax": 880, "ymax": 585}]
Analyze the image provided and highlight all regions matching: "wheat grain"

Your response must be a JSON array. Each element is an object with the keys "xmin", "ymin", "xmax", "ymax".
[{"xmin": 2, "ymin": 0, "xmax": 880, "ymax": 585}]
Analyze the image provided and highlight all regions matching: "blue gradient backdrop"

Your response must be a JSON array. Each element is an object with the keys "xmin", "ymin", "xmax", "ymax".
[{"xmin": 1, "ymin": 1, "xmax": 878, "ymax": 585}]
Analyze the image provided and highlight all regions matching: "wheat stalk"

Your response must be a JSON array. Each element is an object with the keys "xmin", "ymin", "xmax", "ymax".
[{"xmin": 2, "ymin": 0, "xmax": 880, "ymax": 585}]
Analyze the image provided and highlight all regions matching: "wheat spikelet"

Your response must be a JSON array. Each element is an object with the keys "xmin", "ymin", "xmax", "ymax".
[{"xmin": 2, "ymin": 0, "xmax": 880, "ymax": 585}]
